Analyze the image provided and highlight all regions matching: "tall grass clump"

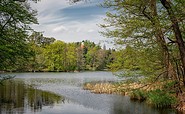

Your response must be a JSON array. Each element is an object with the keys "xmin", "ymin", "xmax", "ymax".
[{"xmin": 147, "ymin": 89, "xmax": 177, "ymax": 108}]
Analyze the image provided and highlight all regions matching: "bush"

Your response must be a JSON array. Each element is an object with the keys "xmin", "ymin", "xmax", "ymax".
[
  {"xmin": 147, "ymin": 89, "xmax": 177, "ymax": 108},
  {"xmin": 130, "ymin": 89, "xmax": 146, "ymax": 101}
]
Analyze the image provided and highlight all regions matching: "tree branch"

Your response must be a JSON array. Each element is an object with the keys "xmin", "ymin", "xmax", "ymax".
[{"xmin": 0, "ymin": 15, "xmax": 13, "ymax": 33}]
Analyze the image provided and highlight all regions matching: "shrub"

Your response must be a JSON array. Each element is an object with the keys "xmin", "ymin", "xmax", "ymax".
[
  {"xmin": 130, "ymin": 89, "xmax": 146, "ymax": 101},
  {"xmin": 147, "ymin": 89, "xmax": 177, "ymax": 108}
]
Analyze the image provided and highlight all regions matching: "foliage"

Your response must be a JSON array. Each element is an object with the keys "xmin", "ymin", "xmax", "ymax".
[
  {"xmin": 147, "ymin": 89, "xmax": 177, "ymax": 108},
  {"xmin": 85, "ymin": 44, "xmax": 106, "ymax": 70},
  {"xmin": 43, "ymin": 41, "xmax": 78, "ymax": 71},
  {"xmin": 130, "ymin": 89, "xmax": 147, "ymax": 101},
  {"xmin": 129, "ymin": 88, "xmax": 177, "ymax": 108},
  {"xmin": 110, "ymin": 46, "xmax": 163, "ymax": 81},
  {"xmin": 0, "ymin": 0, "xmax": 37, "ymax": 71},
  {"xmin": 163, "ymin": 81, "xmax": 177, "ymax": 92},
  {"xmin": 9, "ymin": 35, "xmax": 113, "ymax": 72},
  {"xmin": 100, "ymin": 1, "xmax": 185, "ymax": 109},
  {"xmin": 44, "ymin": 41, "xmax": 66, "ymax": 71},
  {"xmin": 101, "ymin": 0, "xmax": 185, "ymax": 87},
  {"xmin": 100, "ymin": 0, "xmax": 164, "ymax": 77}
]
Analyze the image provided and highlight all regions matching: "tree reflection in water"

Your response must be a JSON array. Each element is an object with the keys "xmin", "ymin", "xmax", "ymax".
[{"xmin": 0, "ymin": 80, "xmax": 65, "ymax": 114}]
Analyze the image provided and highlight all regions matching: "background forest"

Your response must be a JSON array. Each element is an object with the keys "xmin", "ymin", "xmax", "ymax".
[
  {"xmin": 1, "ymin": 0, "xmax": 185, "ymax": 82},
  {"xmin": 4, "ymin": 32, "xmax": 115, "ymax": 72},
  {"xmin": 0, "ymin": 0, "xmax": 115, "ymax": 72}
]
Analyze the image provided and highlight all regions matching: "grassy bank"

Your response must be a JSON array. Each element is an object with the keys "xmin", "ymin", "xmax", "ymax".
[{"xmin": 83, "ymin": 81, "xmax": 185, "ymax": 111}]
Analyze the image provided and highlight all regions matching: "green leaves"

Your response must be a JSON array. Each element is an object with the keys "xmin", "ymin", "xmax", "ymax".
[
  {"xmin": 0, "ymin": 0, "xmax": 38, "ymax": 71},
  {"xmin": 147, "ymin": 89, "xmax": 177, "ymax": 108},
  {"xmin": 101, "ymin": 0, "xmax": 185, "ymax": 86},
  {"xmin": 21, "ymin": 39, "xmax": 112, "ymax": 72}
]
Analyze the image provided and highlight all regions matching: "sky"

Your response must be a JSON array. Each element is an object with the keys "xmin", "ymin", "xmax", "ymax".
[{"xmin": 30, "ymin": 0, "xmax": 113, "ymax": 47}]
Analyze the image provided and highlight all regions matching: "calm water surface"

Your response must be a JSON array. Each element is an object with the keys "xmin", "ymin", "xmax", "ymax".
[{"xmin": 0, "ymin": 71, "xmax": 180, "ymax": 114}]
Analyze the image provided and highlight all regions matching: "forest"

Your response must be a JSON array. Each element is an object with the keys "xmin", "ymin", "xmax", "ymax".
[
  {"xmin": 3, "ymin": 32, "xmax": 115, "ymax": 72},
  {"xmin": 100, "ymin": 0, "xmax": 185, "ymax": 110},
  {"xmin": 0, "ymin": 0, "xmax": 114, "ymax": 72}
]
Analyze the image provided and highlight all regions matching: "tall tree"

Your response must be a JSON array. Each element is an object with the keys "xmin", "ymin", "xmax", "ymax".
[
  {"xmin": 159, "ymin": 0, "xmax": 185, "ymax": 85},
  {"xmin": 101, "ymin": 0, "xmax": 185, "ymax": 86},
  {"xmin": 0, "ymin": 0, "xmax": 37, "ymax": 71},
  {"xmin": 44, "ymin": 41, "xmax": 66, "ymax": 71}
]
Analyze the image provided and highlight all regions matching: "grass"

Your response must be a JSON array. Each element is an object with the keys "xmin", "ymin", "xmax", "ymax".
[
  {"xmin": 146, "ymin": 89, "xmax": 177, "ymax": 108},
  {"xmin": 83, "ymin": 81, "xmax": 179, "ymax": 109}
]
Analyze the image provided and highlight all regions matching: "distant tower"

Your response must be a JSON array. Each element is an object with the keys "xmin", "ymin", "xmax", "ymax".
[{"xmin": 81, "ymin": 41, "xmax": 84, "ymax": 49}]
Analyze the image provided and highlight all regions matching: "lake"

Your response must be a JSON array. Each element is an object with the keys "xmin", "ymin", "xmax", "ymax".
[{"xmin": 0, "ymin": 71, "xmax": 180, "ymax": 114}]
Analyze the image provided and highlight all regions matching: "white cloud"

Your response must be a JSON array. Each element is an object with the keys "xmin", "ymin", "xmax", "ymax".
[
  {"xmin": 31, "ymin": 16, "xmax": 108, "ymax": 44},
  {"xmin": 30, "ymin": 0, "xmax": 114, "ymax": 48},
  {"xmin": 52, "ymin": 25, "xmax": 68, "ymax": 32},
  {"xmin": 76, "ymin": 27, "xmax": 81, "ymax": 33},
  {"xmin": 87, "ymin": 29, "xmax": 94, "ymax": 33},
  {"xmin": 30, "ymin": 0, "xmax": 69, "ymax": 13}
]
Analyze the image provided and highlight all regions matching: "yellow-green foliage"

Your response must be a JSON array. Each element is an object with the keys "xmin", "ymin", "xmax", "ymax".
[{"xmin": 147, "ymin": 89, "xmax": 177, "ymax": 108}]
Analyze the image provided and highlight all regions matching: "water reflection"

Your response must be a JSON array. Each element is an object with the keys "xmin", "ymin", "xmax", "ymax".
[
  {"xmin": 28, "ymin": 78, "xmax": 179, "ymax": 114},
  {"xmin": 0, "ymin": 80, "xmax": 65, "ymax": 114},
  {"xmin": 110, "ymin": 96, "xmax": 177, "ymax": 114},
  {"xmin": 1, "ymin": 72, "xmax": 183, "ymax": 114}
]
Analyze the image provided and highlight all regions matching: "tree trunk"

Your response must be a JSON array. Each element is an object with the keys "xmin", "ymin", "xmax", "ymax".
[
  {"xmin": 149, "ymin": 0, "xmax": 174, "ymax": 79},
  {"xmin": 160, "ymin": 0, "xmax": 185, "ymax": 86}
]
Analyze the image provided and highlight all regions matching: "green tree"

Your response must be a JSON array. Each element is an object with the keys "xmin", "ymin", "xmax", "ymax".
[
  {"xmin": 83, "ymin": 40, "xmax": 107, "ymax": 70},
  {"xmin": 96, "ymin": 48, "xmax": 107, "ymax": 70},
  {"xmin": 75, "ymin": 41, "xmax": 86, "ymax": 70},
  {"xmin": 86, "ymin": 46, "xmax": 99, "ymax": 70},
  {"xmin": 44, "ymin": 41, "xmax": 79, "ymax": 72},
  {"xmin": 0, "ymin": 0, "xmax": 37, "ymax": 71},
  {"xmin": 159, "ymin": 0, "xmax": 185, "ymax": 85},
  {"xmin": 44, "ymin": 41, "xmax": 66, "ymax": 71},
  {"xmin": 65, "ymin": 43, "xmax": 77, "ymax": 71},
  {"xmin": 101, "ymin": 0, "xmax": 185, "ymax": 86},
  {"xmin": 23, "ymin": 32, "xmax": 56, "ymax": 72},
  {"xmin": 28, "ymin": 32, "xmax": 55, "ymax": 47}
]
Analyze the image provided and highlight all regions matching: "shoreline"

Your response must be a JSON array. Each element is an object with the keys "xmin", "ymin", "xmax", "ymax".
[
  {"xmin": 83, "ymin": 81, "xmax": 185, "ymax": 112},
  {"xmin": 0, "ymin": 69, "xmax": 110, "ymax": 73}
]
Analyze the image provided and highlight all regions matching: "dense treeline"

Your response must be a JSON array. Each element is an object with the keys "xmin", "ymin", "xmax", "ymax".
[
  {"xmin": 0, "ymin": 0, "xmax": 114, "ymax": 72},
  {"xmin": 101, "ymin": 0, "xmax": 185, "ymax": 86},
  {"xmin": 101, "ymin": 0, "xmax": 185, "ymax": 109},
  {"xmin": 3, "ymin": 32, "xmax": 114, "ymax": 72},
  {"xmin": 1, "ymin": 0, "xmax": 185, "ymax": 84}
]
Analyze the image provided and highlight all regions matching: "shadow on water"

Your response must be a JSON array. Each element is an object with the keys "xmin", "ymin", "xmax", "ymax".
[
  {"xmin": 109, "ymin": 96, "xmax": 179, "ymax": 114},
  {"xmin": 0, "ymin": 80, "xmax": 65, "ymax": 114}
]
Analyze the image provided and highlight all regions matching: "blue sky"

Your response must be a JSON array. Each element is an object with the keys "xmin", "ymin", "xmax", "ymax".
[{"xmin": 30, "ymin": 0, "xmax": 113, "ymax": 47}]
